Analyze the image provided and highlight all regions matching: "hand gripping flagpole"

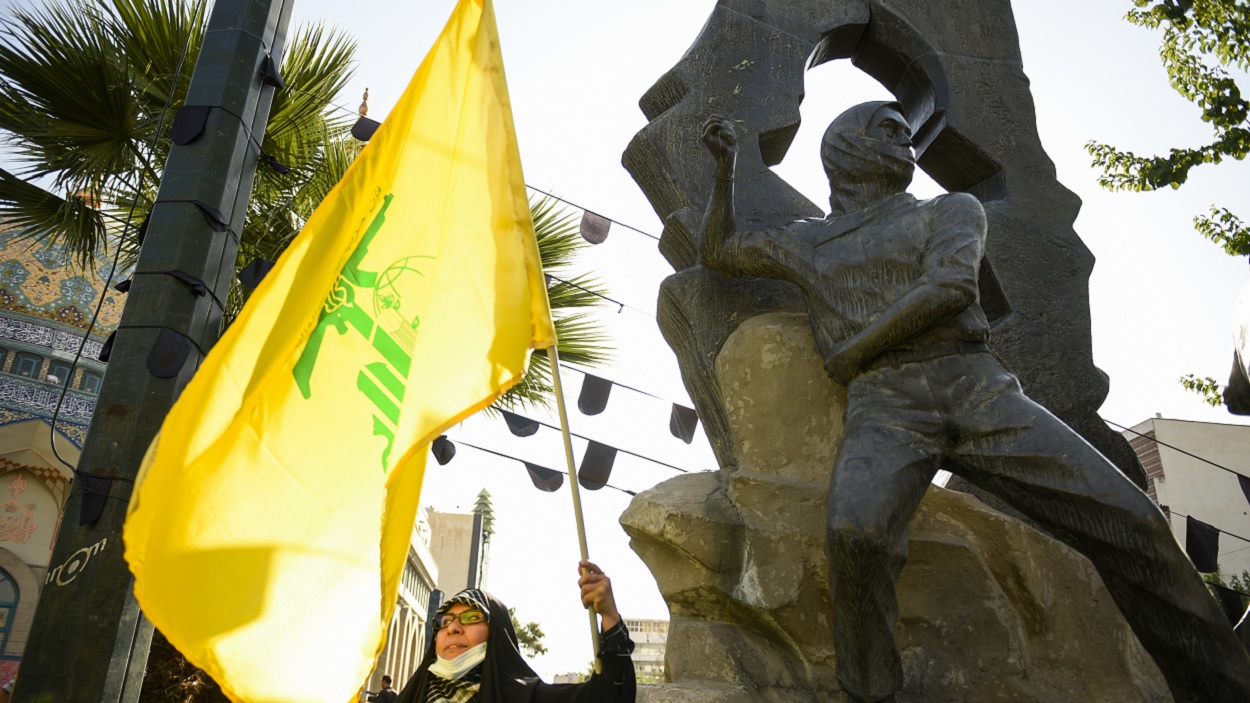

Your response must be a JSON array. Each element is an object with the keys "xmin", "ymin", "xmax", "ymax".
[{"xmin": 546, "ymin": 345, "xmax": 603, "ymax": 673}]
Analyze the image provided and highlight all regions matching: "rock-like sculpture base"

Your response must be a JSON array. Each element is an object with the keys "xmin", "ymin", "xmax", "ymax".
[{"xmin": 623, "ymin": 313, "xmax": 1169, "ymax": 702}]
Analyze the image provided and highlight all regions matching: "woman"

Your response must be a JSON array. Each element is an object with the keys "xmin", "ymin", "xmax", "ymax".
[{"xmin": 396, "ymin": 560, "xmax": 636, "ymax": 703}]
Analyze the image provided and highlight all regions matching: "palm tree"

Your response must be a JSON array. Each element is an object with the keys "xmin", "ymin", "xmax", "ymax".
[{"xmin": 0, "ymin": 0, "xmax": 611, "ymax": 411}]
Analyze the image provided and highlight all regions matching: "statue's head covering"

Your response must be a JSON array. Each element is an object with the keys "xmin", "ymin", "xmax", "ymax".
[{"xmin": 820, "ymin": 100, "xmax": 915, "ymax": 215}]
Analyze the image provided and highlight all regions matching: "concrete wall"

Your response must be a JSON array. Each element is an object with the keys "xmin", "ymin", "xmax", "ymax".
[{"xmin": 427, "ymin": 511, "xmax": 475, "ymax": 597}]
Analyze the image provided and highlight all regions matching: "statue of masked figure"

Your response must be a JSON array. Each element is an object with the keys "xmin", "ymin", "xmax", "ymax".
[{"xmin": 699, "ymin": 101, "xmax": 1250, "ymax": 703}]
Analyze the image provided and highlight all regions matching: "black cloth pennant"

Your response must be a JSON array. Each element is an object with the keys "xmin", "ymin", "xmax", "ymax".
[
  {"xmin": 166, "ymin": 270, "xmax": 207, "ymax": 297},
  {"xmin": 180, "ymin": 199, "xmax": 228, "ymax": 232},
  {"xmin": 238, "ymin": 258, "xmax": 276, "ymax": 289},
  {"xmin": 78, "ymin": 472, "xmax": 112, "ymax": 525},
  {"xmin": 577, "ymin": 374, "xmax": 612, "ymax": 416},
  {"xmin": 579, "ymin": 211, "xmax": 611, "ymax": 244},
  {"xmin": 1211, "ymin": 583, "xmax": 1248, "ymax": 625},
  {"xmin": 431, "ymin": 435, "xmax": 456, "ymax": 466},
  {"xmin": 258, "ymin": 151, "xmax": 291, "ymax": 175},
  {"xmin": 146, "ymin": 327, "xmax": 193, "ymax": 378},
  {"xmin": 578, "ymin": 441, "xmax": 616, "ymax": 491},
  {"xmin": 524, "ymin": 462, "xmax": 563, "ymax": 492},
  {"xmin": 98, "ymin": 330, "xmax": 116, "ymax": 362},
  {"xmin": 171, "ymin": 104, "xmax": 210, "ymax": 145},
  {"xmin": 113, "ymin": 279, "xmax": 132, "ymax": 293},
  {"xmin": 261, "ymin": 53, "xmax": 285, "ymax": 89},
  {"xmin": 136, "ymin": 212, "xmax": 151, "ymax": 245},
  {"xmin": 1186, "ymin": 515, "xmax": 1221, "ymax": 573},
  {"xmin": 352, "ymin": 116, "xmax": 381, "ymax": 142},
  {"xmin": 670, "ymin": 404, "xmax": 699, "ymax": 444},
  {"xmin": 1238, "ymin": 474, "xmax": 1250, "ymax": 510},
  {"xmin": 502, "ymin": 410, "xmax": 539, "ymax": 438}
]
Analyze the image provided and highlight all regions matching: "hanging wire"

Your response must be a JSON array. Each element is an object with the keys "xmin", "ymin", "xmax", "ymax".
[
  {"xmin": 47, "ymin": 0, "xmax": 210, "ymax": 477},
  {"xmin": 525, "ymin": 185, "xmax": 659, "ymax": 241},
  {"xmin": 1108, "ymin": 419, "xmax": 1249, "ymax": 481},
  {"xmin": 490, "ymin": 407, "xmax": 700, "ymax": 475},
  {"xmin": 283, "ymin": 85, "xmax": 665, "ymax": 241},
  {"xmin": 548, "ymin": 274, "xmax": 652, "ymax": 317},
  {"xmin": 450, "ymin": 438, "xmax": 637, "ymax": 496},
  {"xmin": 558, "ymin": 361, "xmax": 675, "ymax": 405}
]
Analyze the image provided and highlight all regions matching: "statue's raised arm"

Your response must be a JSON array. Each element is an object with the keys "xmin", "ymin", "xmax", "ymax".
[{"xmin": 692, "ymin": 100, "xmax": 1250, "ymax": 703}]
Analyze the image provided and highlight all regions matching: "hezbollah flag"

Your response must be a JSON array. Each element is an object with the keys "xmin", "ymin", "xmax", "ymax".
[{"xmin": 123, "ymin": 0, "xmax": 556, "ymax": 700}]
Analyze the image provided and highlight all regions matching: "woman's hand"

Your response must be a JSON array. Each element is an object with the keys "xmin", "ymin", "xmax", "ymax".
[{"xmin": 578, "ymin": 560, "xmax": 620, "ymax": 631}]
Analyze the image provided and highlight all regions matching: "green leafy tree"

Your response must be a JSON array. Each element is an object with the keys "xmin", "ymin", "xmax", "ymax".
[
  {"xmin": 1204, "ymin": 568, "xmax": 1250, "ymax": 611},
  {"xmin": 1087, "ymin": 0, "xmax": 1250, "ymax": 405},
  {"xmin": 508, "ymin": 607, "xmax": 549, "ymax": 657}
]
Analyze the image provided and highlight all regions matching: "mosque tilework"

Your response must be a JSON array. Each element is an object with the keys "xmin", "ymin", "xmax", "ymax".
[
  {"xmin": 0, "ymin": 375, "xmax": 95, "ymax": 424},
  {"xmin": 0, "ymin": 225, "xmax": 126, "ymax": 333},
  {"xmin": 0, "ymin": 317, "xmax": 104, "ymax": 359}
]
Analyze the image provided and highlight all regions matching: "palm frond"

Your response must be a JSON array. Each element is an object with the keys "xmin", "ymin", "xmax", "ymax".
[
  {"xmin": 0, "ymin": 1, "xmax": 141, "ymax": 188},
  {"xmin": 0, "ymin": 168, "xmax": 107, "ymax": 267},
  {"xmin": 106, "ymin": 0, "xmax": 204, "ymax": 110},
  {"xmin": 263, "ymin": 23, "xmax": 356, "ymax": 169},
  {"xmin": 497, "ymin": 198, "xmax": 614, "ymax": 410}
]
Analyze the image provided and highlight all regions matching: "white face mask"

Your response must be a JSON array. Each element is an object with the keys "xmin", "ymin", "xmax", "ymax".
[{"xmin": 429, "ymin": 642, "xmax": 487, "ymax": 680}]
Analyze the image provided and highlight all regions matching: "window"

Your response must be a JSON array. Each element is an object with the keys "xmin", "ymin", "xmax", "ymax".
[
  {"xmin": 79, "ymin": 370, "xmax": 103, "ymax": 395},
  {"xmin": 47, "ymin": 361, "xmax": 72, "ymax": 386},
  {"xmin": 0, "ymin": 348, "xmax": 8, "ymax": 372},
  {"xmin": 13, "ymin": 353, "xmax": 41, "ymax": 379}
]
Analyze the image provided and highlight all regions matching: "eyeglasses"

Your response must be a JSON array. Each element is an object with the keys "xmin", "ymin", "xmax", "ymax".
[{"xmin": 435, "ymin": 609, "xmax": 488, "ymax": 630}]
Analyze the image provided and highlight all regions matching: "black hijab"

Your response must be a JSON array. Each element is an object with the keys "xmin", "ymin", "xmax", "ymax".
[
  {"xmin": 396, "ymin": 590, "xmax": 541, "ymax": 703},
  {"xmin": 819, "ymin": 100, "xmax": 916, "ymax": 216}
]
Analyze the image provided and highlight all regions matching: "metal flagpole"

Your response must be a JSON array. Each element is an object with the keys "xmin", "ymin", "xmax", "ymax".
[{"xmin": 545, "ymin": 345, "xmax": 603, "ymax": 672}]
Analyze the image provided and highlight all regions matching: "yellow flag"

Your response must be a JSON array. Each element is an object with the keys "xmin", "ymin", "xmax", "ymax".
[{"xmin": 123, "ymin": 0, "xmax": 555, "ymax": 700}]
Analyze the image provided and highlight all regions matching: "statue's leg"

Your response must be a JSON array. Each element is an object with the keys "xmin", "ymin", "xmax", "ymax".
[
  {"xmin": 947, "ymin": 359, "xmax": 1250, "ymax": 702},
  {"xmin": 828, "ymin": 381, "xmax": 941, "ymax": 703}
]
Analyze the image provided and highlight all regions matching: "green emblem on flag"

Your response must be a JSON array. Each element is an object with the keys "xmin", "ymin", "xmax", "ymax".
[{"xmin": 293, "ymin": 193, "xmax": 433, "ymax": 471}]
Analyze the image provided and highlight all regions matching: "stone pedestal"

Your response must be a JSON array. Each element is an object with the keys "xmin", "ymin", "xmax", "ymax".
[{"xmin": 622, "ymin": 313, "xmax": 1170, "ymax": 702}]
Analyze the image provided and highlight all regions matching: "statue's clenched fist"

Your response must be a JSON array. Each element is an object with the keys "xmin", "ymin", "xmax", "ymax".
[{"xmin": 702, "ymin": 115, "xmax": 738, "ymax": 175}]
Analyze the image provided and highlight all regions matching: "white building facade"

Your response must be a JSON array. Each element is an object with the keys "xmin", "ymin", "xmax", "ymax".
[{"xmin": 1123, "ymin": 417, "xmax": 1250, "ymax": 578}]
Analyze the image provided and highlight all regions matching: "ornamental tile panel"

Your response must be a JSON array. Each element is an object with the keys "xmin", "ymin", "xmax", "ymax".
[{"xmin": 0, "ymin": 224, "xmax": 126, "ymax": 332}]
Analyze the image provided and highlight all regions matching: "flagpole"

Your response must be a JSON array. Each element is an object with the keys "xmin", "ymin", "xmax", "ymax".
[{"xmin": 546, "ymin": 345, "xmax": 603, "ymax": 671}]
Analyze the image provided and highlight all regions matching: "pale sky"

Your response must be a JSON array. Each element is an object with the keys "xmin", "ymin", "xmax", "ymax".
[
  {"xmin": 299, "ymin": 0, "xmax": 1250, "ymax": 680},
  {"xmin": 4, "ymin": 0, "xmax": 1248, "ymax": 683}
]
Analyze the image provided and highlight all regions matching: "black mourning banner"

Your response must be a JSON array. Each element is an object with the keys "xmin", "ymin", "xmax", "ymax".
[
  {"xmin": 670, "ymin": 404, "xmax": 699, "ymax": 444},
  {"xmin": 352, "ymin": 117, "xmax": 382, "ymax": 142},
  {"xmin": 578, "ymin": 374, "xmax": 613, "ymax": 416},
  {"xmin": 578, "ymin": 441, "xmax": 617, "ymax": 491},
  {"xmin": 171, "ymin": 104, "xmax": 210, "ymax": 145},
  {"xmin": 98, "ymin": 331, "xmax": 116, "ymax": 362},
  {"xmin": 524, "ymin": 463, "xmax": 563, "ymax": 492},
  {"xmin": 78, "ymin": 473, "xmax": 112, "ymax": 526},
  {"xmin": 261, "ymin": 53, "xmax": 285, "ymax": 89},
  {"xmin": 146, "ymin": 327, "xmax": 194, "ymax": 379},
  {"xmin": 238, "ymin": 258, "xmax": 276, "ymax": 289},
  {"xmin": 1186, "ymin": 515, "xmax": 1221, "ymax": 573},
  {"xmin": 431, "ymin": 436, "xmax": 456, "ymax": 466},
  {"xmin": 579, "ymin": 211, "xmax": 611, "ymax": 244},
  {"xmin": 166, "ymin": 270, "xmax": 207, "ymax": 297},
  {"xmin": 1238, "ymin": 474, "xmax": 1250, "ymax": 510},
  {"xmin": 502, "ymin": 410, "xmax": 539, "ymax": 438},
  {"xmin": 1211, "ymin": 583, "xmax": 1248, "ymax": 625},
  {"xmin": 187, "ymin": 199, "xmax": 229, "ymax": 233}
]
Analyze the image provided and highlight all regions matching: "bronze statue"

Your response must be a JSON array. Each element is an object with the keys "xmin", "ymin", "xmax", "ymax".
[{"xmin": 700, "ymin": 102, "xmax": 1250, "ymax": 703}]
